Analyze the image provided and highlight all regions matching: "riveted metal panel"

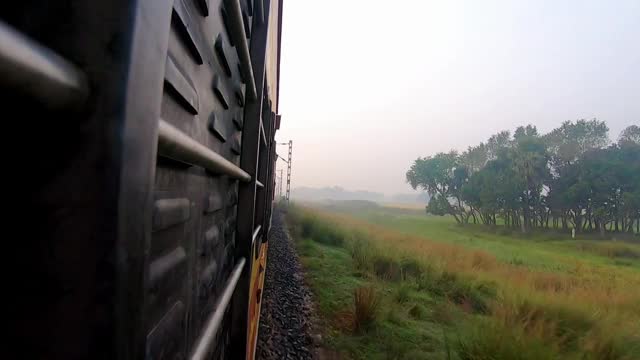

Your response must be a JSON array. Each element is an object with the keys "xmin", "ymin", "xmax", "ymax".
[
  {"xmin": 153, "ymin": 0, "xmax": 252, "ymax": 357},
  {"xmin": 4, "ymin": 0, "xmax": 283, "ymax": 358}
]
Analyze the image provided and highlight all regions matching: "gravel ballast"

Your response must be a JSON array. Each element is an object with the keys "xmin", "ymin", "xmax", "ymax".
[{"xmin": 256, "ymin": 209, "xmax": 316, "ymax": 360}]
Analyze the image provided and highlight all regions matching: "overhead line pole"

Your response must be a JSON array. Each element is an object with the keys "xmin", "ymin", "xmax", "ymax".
[
  {"xmin": 286, "ymin": 140, "xmax": 292, "ymax": 205},
  {"xmin": 277, "ymin": 141, "xmax": 292, "ymax": 206},
  {"xmin": 278, "ymin": 169, "xmax": 283, "ymax": 200}
]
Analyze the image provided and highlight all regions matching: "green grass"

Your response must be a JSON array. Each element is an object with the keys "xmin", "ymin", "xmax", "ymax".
[
  {"xmin": 325, "ymin": 204, "xmax": 640, "ymax": 272},
  {"xmin": 286, "ymin": 203, "xmax": 640, "ymax": 360},
  {"xmin": 297, "ymin": 239, "xmax": 454, "ymax": 359},
  {"xmin": 289, "ymin": 210, "xmax": 462, "ymax": 359}
]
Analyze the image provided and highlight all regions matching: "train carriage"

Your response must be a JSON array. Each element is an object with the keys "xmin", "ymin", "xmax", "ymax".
[{"xmin": 2, "ymin": 0, "xmax": 283, "ymax": 358}]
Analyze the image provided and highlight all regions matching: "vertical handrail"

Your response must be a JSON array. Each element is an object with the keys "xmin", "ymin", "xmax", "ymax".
[{"xmin": 190, "ymin": 258, "xmax": 247, "ymax": 360}]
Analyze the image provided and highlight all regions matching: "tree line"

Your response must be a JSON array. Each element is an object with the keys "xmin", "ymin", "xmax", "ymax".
[{"xmin": 406, "ymin": 120, "xmax": 640, "ymax": 236}]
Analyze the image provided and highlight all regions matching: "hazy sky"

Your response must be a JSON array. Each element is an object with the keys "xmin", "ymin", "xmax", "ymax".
[{"xmin": 274, "ymin": 0, "xmax": 640, "ymax": 195}]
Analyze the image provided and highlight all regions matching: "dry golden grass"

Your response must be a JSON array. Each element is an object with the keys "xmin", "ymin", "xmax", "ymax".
[{"xmin": 353, "ymin": 286, "xmax": 380, "ymax": 331}]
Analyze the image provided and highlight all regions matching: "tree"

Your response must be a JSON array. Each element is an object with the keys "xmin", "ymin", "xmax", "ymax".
[
  {"xmin": 486, "ymin": 131, "xmax": 511, "ymax": 161},
  {"xmin": 407, "ymin": 120, "xmax": 639, "ymax": 236},
  {"xmin": 545, "ymin": 119, "xmax": 609, "ymax": 170},
  {"xmin": 514, "ymin": 124, "xmax": 539, "ymax": 141},
  {"xmin": 618, "ymin": 125, "xmax": 640, "ymax": 145},
  {"xmin": 426, "ymin": 194, "xmax": 452, "ymax": 217},
  {"xmin": 462, "ymin": 161, "xmax": 503, "ymax": 226},
  {"xmin": 543, "ymin": 119, "xmax": 610, "ymax": 230},
  {"xmin": 406, "ymin": 152, "xmax": 470, "ymax": 224},
  {"xmin": 614, "ymin": 142, "xmax": 640, "ymax": 232},
  {"xmin": 460, "ymin": 143, "xmax": 488, "ymax": 173},
  {"xmin": 510, "ymin": 132, "xmax": 550, "ymax": 232},
  {"xmin": 554, "ymin": 162, "xmax": 590, "ymax": 233}
]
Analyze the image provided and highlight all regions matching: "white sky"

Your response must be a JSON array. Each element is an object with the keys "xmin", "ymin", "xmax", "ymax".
[{"xmin": 275, "ymin": 0, "xmax": 640, "ymax": 195}]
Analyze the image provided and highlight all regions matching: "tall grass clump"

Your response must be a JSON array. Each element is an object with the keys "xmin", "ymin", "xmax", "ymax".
[
  {"xmin": 455, "ymin": 318, "xmax": 560, "ymax": 360},
  {"xmin": 400, "ymin": 257, "xmax": 424, "ymax": 279},
  {"xmin": 577, "ymin": 241, "xmax": 640, "ymax": 260},
  {"xmin": 395, "ymin": 284, "xmax": 411, "ymax": 303},
  {"xmin": 288, "ymin": 206, "xmax": 346, "ymax": 246},
  {"xmin": 354, "ymin": 286, "xmax": 380, "ymax": 331},
  {"xmin": 408, "ymin": 304, "xmax": 427, "ymax": 320},
  {"xmin": 490, "ymin": 294, "xmax": 640, "ymax": 358},
  {"xmin": 373, "ymin": 255, "xmax": 402, "ymax": 281},
  {"xmin": 417, "ymin": 270, "xmax": 494, "ymax": 314},
  {"xmin": 349, "ymin": 234, "xmax": 374, "ymax": 272}
]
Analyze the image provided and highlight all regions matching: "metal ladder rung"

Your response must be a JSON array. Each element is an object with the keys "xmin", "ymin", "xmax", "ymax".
[{"xmin": 0, "ymin": 20, "xmax": 88, "ymax": 109}]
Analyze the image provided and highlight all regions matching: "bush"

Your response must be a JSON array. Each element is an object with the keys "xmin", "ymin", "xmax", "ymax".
[
  {"xmin": 430, "ymin": 302, "xmax": 455, "ymax": 325},
  {"xmin": 455, "ymin": 319, "xmax": 559, "ymax": 360},
  {"xmin": 409, "ymin": 304, "xmax": 427, "ymax": 320},
  {"xmin": 416, "ymin": 265, "xmax": 437, "ymax": 291},
  {"xmin": 447, "ymin": 282, "xmax": 491, "ymax": 314},
  {"xmin": 301, "ymin": 217, "xmax": 314, "ymax": 238},
  {"xmin": 297, "ymin": 238, "xmax": 315, "ymax": 256},
  {"xmin": 494, "ymin": 298, "xmax": 595, "ymax": 349},
  {"xmin": 311, "ymin": 222, "xmax": 345, "ymax": 246},
  {"xmin": 581, "ymin": 328, "xmax": 638, "ymax": 360},
  {"xmin": 402, "ymin": 350, "xmax": 432, "ymax": 360},
  {"xmin": 387, "ymin": 309, "xmax": 407, "ymax": 326},
  {"xmin": 354, "ymin": 286, "xmax": 380, "ymax": 331},
  {"xmin": 419, "ymin": 270, "xmax": 494, "ymax": 314},
  {"xmin": 292, "ymin": 212, "xmax": 346, "ymax": 246},
  {"xmin": 373, "ymin": 256, "xmax": 402, "ymax": 281},
  {"xmin": 470, "ymin": 251, "xmax": 496, "ymax": 270},
  {"xmin": 463, "ymin": 292, "xmax": 636, "ymax": 359},
  {"xmin": 395, "ymin": 285, "xmax": 411, "ymax": 303},
  {"xmin": 350, "ymin": 237, "xmax": 373, "ymax": 272},
  {"xmin": 400, "ymin": 257, "xmax": 424, "ymax": 279},
  {"xmin": 588, "ymin": 242, "xmax": 640, "ymax": 259}
]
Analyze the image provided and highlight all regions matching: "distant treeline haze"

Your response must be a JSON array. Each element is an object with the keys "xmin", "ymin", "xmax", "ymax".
[{"xmin": 407, "ymin": 121, "xmax": 640, "ymax": 235}]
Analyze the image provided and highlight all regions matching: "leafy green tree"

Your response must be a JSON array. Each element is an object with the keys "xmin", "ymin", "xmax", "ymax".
[
  {"xmin": 486, "ymin": 131, "xmax": 511, "ymax": 161},
  {"xmin": 615, "ymin": 142, "xmax": 640, "ymax": 232},
  {"xmin": 545, "ymin": 119, "xmax": 609, "ymax": 169},
  {"xmin": 514, "ymin": 124, "xmax": 539, "ymax": 141},
  {"xmin": 426, "ymin": 194, "xmax": 452, "ymax": 217},
  {"xmin": 406, "ymin": 152, "xmax": 470, "ymax": 224},
  {"xmin": 510, "ymin": 132, "xmax": 550, "ymax": 232},
  {"xmin": 460, "ymin": 143, "xmax": 488, "ymax": 173},
  {"xmin": 408, "ymin": 120, "xmax": 639, "ymax": 236},
  {"xmin": 463, "ymin": 161, "xmax": 508, "ymax": 226},
  {"xmin": 618, "ymin": 125, "xmax": 640, "ymax": 146}
]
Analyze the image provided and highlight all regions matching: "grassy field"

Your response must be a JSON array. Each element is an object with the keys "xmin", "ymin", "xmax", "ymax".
[{"xmin": 286, "ymin": 202, "xmax": 640, "ymax": 360}]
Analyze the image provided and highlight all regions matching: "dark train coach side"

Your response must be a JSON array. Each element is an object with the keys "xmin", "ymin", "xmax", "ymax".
[{"xmin": 2, "ymin": 0, "xmax": 283, "ymax": 359}]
